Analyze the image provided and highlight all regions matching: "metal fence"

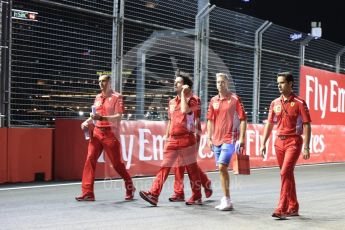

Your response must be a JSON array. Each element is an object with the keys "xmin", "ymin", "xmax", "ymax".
[
  {"xmin": 0, "ymin": 2, "xmax": 2, "ymax": 126},
  {"xmin": 121, "ymin": 0, "xmax": 198, "ymax": 120},
  {"xmin": 1, "ymin": 0, "xmax": 344, "ymax": 127},
  {"xmin": 0, "ymin": 0, "xmax": 11, "ymax": 127},
  {"xmin": 7, "ymin": 0, "xmax": 113, "ymax": 126}
]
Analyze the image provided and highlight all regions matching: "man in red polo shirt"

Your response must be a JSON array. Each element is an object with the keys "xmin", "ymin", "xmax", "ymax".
[
  {"xmin": 207, "ymin": 73, "xmax": 247, "ymax": 211},
  {"xmin": 139, "ymin": 72, "xmax": 202, "ymax": 206},
  {"xmin": 168, "ymin": 76, "xmax": 213, "ymax": 202},
  {"xmin": 260, "ymin": 72, "xmax": 311, "ymax": 219},
  {"xmin": 76, "ymin": 74, "xmax": 135, "ymax": 201}
]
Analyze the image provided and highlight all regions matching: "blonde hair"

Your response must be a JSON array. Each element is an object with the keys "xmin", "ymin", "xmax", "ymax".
[
  {"xmin": 99, "ymin": 74, "xmax": 111, "ymax": 81},
  {"xmin": 216, "ymin": 73, "xmax": 229, "ymax": 81}
]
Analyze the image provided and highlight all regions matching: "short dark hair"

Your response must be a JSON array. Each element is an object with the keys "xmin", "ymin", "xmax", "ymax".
[
  {"xmin": 277, "ymin": 71, "xmax": 294, "ymax": 83},
  {"xmin": 175, "ymin": 69, "xmax": 193, "ymax": 88}
]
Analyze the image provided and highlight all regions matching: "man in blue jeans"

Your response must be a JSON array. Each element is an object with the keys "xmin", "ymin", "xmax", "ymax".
[{"xmin": 207, "ymin": 73, "xmax": 247, "ymax": 211}]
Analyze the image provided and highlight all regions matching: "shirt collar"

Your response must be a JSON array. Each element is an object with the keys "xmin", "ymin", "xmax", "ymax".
[
  {"xmin": 280, "ymin": 93, "xmax": 295, "ymax": 103},
  {"xmin": 101, "ymin": 90, "xmax": 113, "ymax": 98},
  {"xmin": 217, "ymin": 91, "xmax": 232, "ymax": 101}
]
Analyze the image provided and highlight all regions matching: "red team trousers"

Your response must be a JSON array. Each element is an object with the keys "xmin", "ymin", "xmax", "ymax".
[
  {"xmin": 150, "ymin": 134, "xmax": 202, "ymax": 199},
  {"xmin": 274, "ymin": 135, "xmax": 303, "ymax": 213},
  {"xmin": 81, "ymin": 127, "xmax": 133, "ymax": 196},
  {"xmin": 172, "ymin": 139, "xmax": 211, "ymax": 196},
  {"xmin": 173, "ymin": 164, "xmax": 211, "ymax": 196}
]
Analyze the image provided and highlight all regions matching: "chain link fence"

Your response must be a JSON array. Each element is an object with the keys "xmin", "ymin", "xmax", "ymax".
[
  {"xmin": 0, "ymin": 0, "xmax": 11, "ymax": 127},
  {"xmin": 0, "ymin": 1, "xmax": 2, "ymax": 126},
  {"xmin": 8, "ymin": 0, "xmax": 113, "ymax": 126},
  {"xmin": 1, "ymin": 0, "xmax": 345, "ymax": 127},
  {"xmin": 0, "ymin": 2, "xmax": 2, "ymax": 84},
  {"xmin": 122, "ymin": 0, "xmax": 198, "ymax": 120}
]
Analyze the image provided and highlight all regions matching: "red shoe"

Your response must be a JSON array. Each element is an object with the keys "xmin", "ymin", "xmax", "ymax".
[
  {"xmin": 125, "ymin": 187, "xmax": 136, "ymax": 201},
  {"xmin": 168, "ymin": 194, "xmax": 185, "ymax": 202},
  {"xmin": 204, "ymin": 188, "xmax": 213, "ymax": 198},
  {"xmin": 139, "ymin": 191, "xmax": 158, "ymax": 206},
  {"xmin": 185, "ymin": 196, "xmax": 202, "ymax": 205},
  {"xmin": 286, "ymin": 209, "xmax": 299, "ymax": 217},
  {"xmin": 75, "ymin": 193, "xmax": 95, "ymax": 201},
  {"xmin": 204, "ymin": 181, "xmax": 213, "ymax": 198},
  {"xmin": 272, "ymin": 210, "xmax": 287, "ymax": 219}
]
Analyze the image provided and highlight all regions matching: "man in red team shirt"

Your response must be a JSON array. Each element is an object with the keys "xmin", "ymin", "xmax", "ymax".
[
  {"xmin": 76, "ymin": 74, "xmax": 135, "ymax": 201},
  {"xmin": 139, "ymin": 72, "xmax": 202, "ymax": 206},
  {"xmin": 207, "ymin": 73, "xmax": 247, "ymax": 211},
  {"xmin": 168, "ymin": 71, "xmax": 213, "ymax": 202},
  {"xmin": 260, "ymin": 72, "xmax": 311, "ymax": 219}
]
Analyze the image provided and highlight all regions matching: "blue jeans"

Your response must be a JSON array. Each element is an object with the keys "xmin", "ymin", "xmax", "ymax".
[{"xmin": 212, "ymin": 143, "xmax": 235, "ymax": 165}]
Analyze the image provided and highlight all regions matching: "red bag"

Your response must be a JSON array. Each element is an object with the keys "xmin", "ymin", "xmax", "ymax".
[{"xmin": 232, "ymin": 150, "xmax": 250, "ymax": 175}]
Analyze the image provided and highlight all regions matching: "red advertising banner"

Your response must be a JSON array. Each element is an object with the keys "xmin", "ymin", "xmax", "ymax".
[
  {"xmin": 54, "ymin": 120, "xmax": 345, "ymax": 180},
  {"xmin": 248, "ymin": 124, "xmax": 345, "ymax": 166},
  {"xmin": 0, "ymin": 128, "xmax": 8, "ymax": 183},
  {"xmin": 7, "ymin": 128, "xmax": 53, "ymax": 182},
  {"xmin": 300, "ymin": 65, "xmax": 345, "ymax": 125}
]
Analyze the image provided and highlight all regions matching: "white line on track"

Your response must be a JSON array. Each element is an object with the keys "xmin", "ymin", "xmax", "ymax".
[{"xmin": 0, "ymin": 162, "xmax": 343, "ymax": 191}]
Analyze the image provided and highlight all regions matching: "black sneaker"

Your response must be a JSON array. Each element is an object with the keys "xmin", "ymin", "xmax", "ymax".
[
  {"xmin": 185, "ymin": 196, "xmax": 202, "ymax": 205},
  {"xmin": 272, "ymin": 211, "xmax": 287, "ymax": 219},
  {"xmin": 139, "ymin": 191, "xmax": 158, "ymax": 206},
  {"xmin": 75, "ymin": 194, "xmax": 95, "ymax": 201},
  {"xmin": 168, "ymin": 194, "xmax": 185, "ymax": 202}
]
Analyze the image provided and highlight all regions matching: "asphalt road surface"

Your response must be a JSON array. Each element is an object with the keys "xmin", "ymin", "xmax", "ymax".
[{"xmin": 1, "ymin": 163, "xmax": 344, "ymax": 230}]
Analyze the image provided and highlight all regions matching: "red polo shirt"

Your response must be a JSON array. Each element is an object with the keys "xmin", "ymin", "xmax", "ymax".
[
  {"xmin": 207, "ymin": 92, "xmax": 247, "ymax": 146},
  {"xmin": 93, "ymin": 90, "xmax": 124, "ymax": 128},
  {"xmin": 194, "ymin": 95, "xmax": 202, "ymax": 135},
  {"xmin": 168, "ymin": 95, "xmax": 199, "ymax": 136},
  {"xmin": 268, "ymin": 93, "xmax": 311, "ymax": 136}
]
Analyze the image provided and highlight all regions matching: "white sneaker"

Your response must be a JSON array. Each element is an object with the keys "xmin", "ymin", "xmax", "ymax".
[
  {"xmin": 215, "ymin": 197, "xmax": 226, "ymax": 209},
  {"xmin": 216, "ymin": 197, "xmax": 233, "ymax": 211}
]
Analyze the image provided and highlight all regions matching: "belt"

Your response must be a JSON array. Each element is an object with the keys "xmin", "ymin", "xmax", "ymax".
[
  {"xmin": 96, "ymin": 126, "xmax": 112, "ymax": 131},
  {"xmin": 170, "ymin": 133, "xmax": 194, "ymax": 139},
  {"xmin": 277, "ymin": 135, "xmax": 296, "ymax": 140}
]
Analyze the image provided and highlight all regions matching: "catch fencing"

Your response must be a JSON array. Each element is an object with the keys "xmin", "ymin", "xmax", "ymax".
[{"xmin": 0, "ymin": 0, "xmax": 344, "ymax": 127}]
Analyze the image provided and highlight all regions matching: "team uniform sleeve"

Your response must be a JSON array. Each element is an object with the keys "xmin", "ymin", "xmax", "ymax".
[
  {"xmin": 115, "ymin": 95, "xmax": 125, "ymax": 114},
  {"xmin": 267, "ymin": 101, "xmax": 275, "ymax": 123},
  {"xmin": 206, "ymin": 99, "xmax": 214, "ymax": 120},
  {"xmin": 235, "ymin": 97, "xmax": 247, "ymax": 120},
  {"xmin": 300, "ymin": 100, "xmax": 312, "ymax": 123},
  {"xmin": 196, "ymin": 97, "xmax": 201, "ymax": 119},
  {"xmin": 188, "ymin": 97, "xmax": 199, "ymax": 114}
]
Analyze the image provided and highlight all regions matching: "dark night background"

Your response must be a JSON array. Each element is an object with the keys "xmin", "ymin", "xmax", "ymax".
[{"xmin": 211, "ymin": 0, "xmax": 345, "ymax": 45}]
